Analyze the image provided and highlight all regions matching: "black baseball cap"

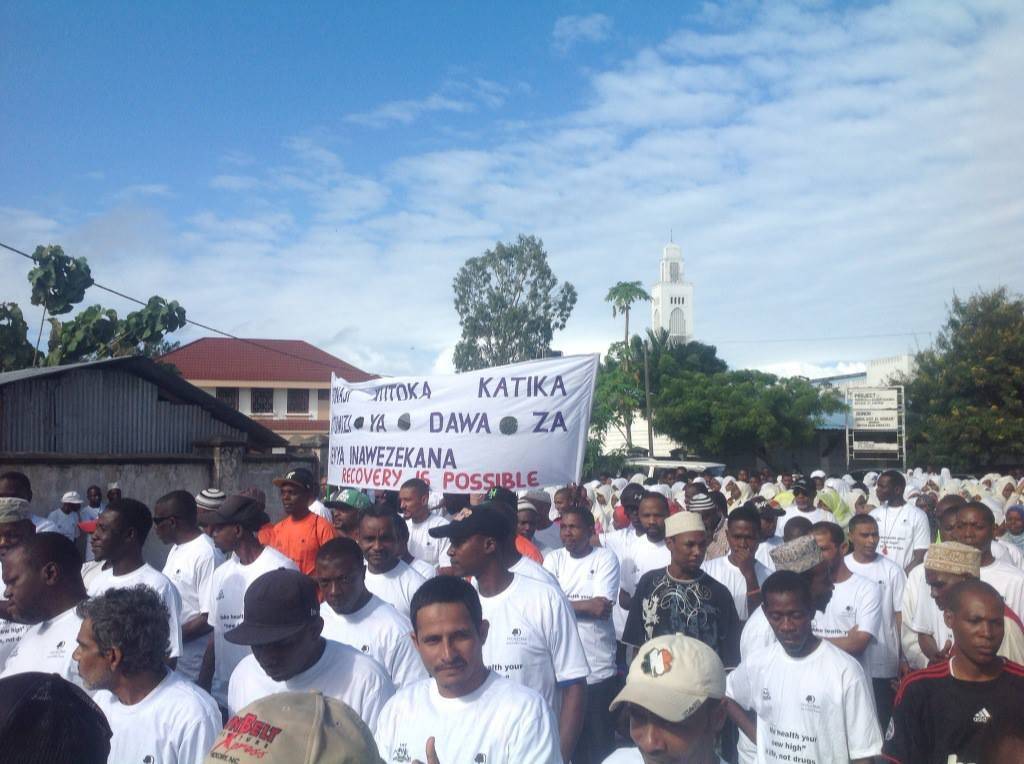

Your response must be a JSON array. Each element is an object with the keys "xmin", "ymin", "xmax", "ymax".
[
  {"xmin": 272, "ymin": 467, "xmax": 318, "ymax": 493},
  {"xmin": 484, "ymin": 486, "xmax": 518, "ymax": 510},
  {"xmin": 620, "ymin": 483, "xmax": 646, "ymax": 508},
  {"xmin": 225, "ymin": 569, "xmax": 320, "ymax": 646},
  {"xmin": 792, "ymin": 478, "xmax": 816, "ymax": 496},
  {"xmin": 428, "ymin": 502, "xmax": 513, "ymax": 543},
  {"xmin": 745, "ymin": 497, "xmax": 784, "ymax": 518}
]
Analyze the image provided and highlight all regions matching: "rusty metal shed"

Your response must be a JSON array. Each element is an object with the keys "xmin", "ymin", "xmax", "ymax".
[{"xmin": 0, "ymin": 356, "xmax": 286, "ymax": 455}]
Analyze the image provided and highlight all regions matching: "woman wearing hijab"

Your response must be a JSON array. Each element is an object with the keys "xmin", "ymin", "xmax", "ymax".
[
  {"xmin": 815, "ymin": 487, "xmax": 853, "ymax": 528},
  {"xmin": 847, "ymin": 488, "xmax": 869, "ymax": 515},
  {"xmin": 726, "ymin": 480, "xmax": 752, "ymax": 512}
]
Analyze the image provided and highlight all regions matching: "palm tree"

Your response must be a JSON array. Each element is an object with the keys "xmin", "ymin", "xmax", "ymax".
[{"xmin": 605, "ymin": 281, "xmax": 651, "ymax": 347}]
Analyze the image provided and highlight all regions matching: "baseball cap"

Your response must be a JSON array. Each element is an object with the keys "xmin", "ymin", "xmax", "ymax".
[
  {"xmin": 323, "ymin": 488, "xmax": 371, "ymax": 511},
  {"xmin": 225, "ymin": 570, "xmax": 320, "ymax": 646},
  {"xmin": 0, "ymin": 497, "xmax": 30, "ymax": 524},
  {"xmin": 106, "ymin": 482, "xmax": 120, "ymax": 491},
  {"xmin": 198, "ymin": 494, "xmax": 264, "ymax": 529},
  {"xmin": 484, "ymin": 486, "xmax": 517, "ymax": 510},
  {"xmin": 610, "ymin": 635, "xmax": 726, "ymax": 722},
  {"xmin": 273, "ymin": 468, "xmax": 317, "ymax": 493},
  {"xmin": 428, "ymin": 502, "xmax": 513, "ymax": 543},
  {"xmin": 0, "ymin": 672, "xmax": 112, "ymax": 764},
  {"xmin": 792, "ymin": 478, "xmax": 815, "ymax": 495},
  {"xmin": 205, "ymin": 691, "xmax": 383, "ymax": 764},
  {"xmin": 620, "ymin": 483, "xmax": 646, "ymax": 507},
  {"xmin": 60, "ymin": 491, "xmax": 83, "ymax": 505},
  {"xmin": 745, "ymin": 497, "xmax": 784, "ymax": 518}
]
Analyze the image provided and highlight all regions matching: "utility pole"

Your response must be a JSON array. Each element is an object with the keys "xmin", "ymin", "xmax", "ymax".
[{"xmin": 644, "ymin": 341, "xmax": 654, "ymax": 456}]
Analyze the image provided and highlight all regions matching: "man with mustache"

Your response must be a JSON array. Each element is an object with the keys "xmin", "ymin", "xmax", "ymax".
[{"xmin": 373, "ymin": 575, "xmax": 561, "ymax": 763}]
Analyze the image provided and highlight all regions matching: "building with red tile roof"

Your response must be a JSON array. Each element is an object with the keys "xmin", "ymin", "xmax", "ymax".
[{"xmin": 159, "ymin": 338, "xmax": 375, "ymax": 443}]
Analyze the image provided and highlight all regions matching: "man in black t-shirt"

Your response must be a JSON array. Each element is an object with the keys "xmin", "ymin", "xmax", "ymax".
[
  {"xmin": 884, "ymin": 579, "xmax": 1024, "ymax": 764},
  {"xmin": 623, "ymin": 508, "xmax": 741, "ymax": 668}
]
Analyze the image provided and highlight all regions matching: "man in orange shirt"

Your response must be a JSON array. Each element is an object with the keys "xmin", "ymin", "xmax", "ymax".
[{"xmin": 267, "ymin": 468, "xmax": 336, "ymax": 575}]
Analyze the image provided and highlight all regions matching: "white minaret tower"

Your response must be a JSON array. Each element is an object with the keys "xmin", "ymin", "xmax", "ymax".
[{"xmin": 650, "ymin": 240, "xmax": 694, "ymax": 344}]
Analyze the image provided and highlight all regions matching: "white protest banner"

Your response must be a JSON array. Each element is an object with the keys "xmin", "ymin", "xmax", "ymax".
[{"xmin": 327, "ymin": 354, "xmax": 599, "ymax": 492}]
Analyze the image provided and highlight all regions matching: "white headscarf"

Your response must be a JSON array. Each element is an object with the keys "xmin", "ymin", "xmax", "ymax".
[
  {"xmin": 760, "ymin": 483, "xmax": 778, "ymax": 500},
  {"xmin": 629, "ymin": 473, "xmax": 646, "ymax": 485},
  {"xmin": 611, "ymin": 478, "xmax": 627, "ymax": 491}
]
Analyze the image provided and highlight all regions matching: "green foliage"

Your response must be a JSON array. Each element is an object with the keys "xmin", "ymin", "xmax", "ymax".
[
  {"xmin": 452, "ymin": 235, "xmax": 577, "ymax": 372},
  {"xmin": 652, "ymin": 369, "xmax": 845, "ymax": 458},
  {"xmin": 593, "ymin": 331, "xmax": 728, "ymax": 449},
  {"xmin": 582, "ymin": 438, "xmax": 629, "ymax": 481},
  {"xmin": 28, "ymin": 245, "xmax": 94, "ymax": 315},
  {"xmin": 0, "ymin": 303, "xmax": 35, "ymax": 371},
  {"xmin": 904, "ymin": 287, "xmax": 1024, "ymax": 470},
  {"xmin": 605, "ymin": 281, "xmax": 650, "ymax": 345},
  {"xmin": 0, "ymin": 244, "xmax": 187, "ymax": 371}
]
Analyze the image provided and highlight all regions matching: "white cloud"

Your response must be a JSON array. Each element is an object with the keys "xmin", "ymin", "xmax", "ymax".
[
  {"xmin": 344, "ymin": 78, "xmax": 509, "ymax": 128},
  {"xmin": 553, "ymin": 13, "xmax": 613, "ymax": 53},
  {"xmin": 4, "ymin": 1, "xmax": 1023, "ymax": 379},
  {"xmin": 110, "ymin": 184, "xmax": 174, "ymax": 202},
  {"xmin": 210, "ymin": 174, "xmax": 263, "ymax": 191}
]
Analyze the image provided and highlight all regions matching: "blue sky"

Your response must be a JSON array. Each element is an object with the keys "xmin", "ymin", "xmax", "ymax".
[{"xmin": 2, "ymin": 1, "xmax": 1022, "ymax": 377}]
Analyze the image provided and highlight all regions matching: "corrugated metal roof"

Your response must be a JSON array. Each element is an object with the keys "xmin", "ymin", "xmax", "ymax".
[
  {"xmin": 158, "ymin": 338, "xmax": 376, "ymax": 383},
  {"xmin": 0, "ymin": 357, "xmax": 286, "ymax": 449}
]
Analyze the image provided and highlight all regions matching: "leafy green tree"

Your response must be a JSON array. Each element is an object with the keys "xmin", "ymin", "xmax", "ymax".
[
  {"xmin": 452, "ymin": 235, "xmax": 577, "ymax": 372},
  {"xmin": 903, "ymin": 287, "xmax": 1024, "ymax": 470},
  {"xmin": 0, "ymin": 303, "xmax": 35, "ymax": 372},
  {"xmin": 605, "ymin": 281, "xmax": 650, "ymax": 346},
  {"xmin": 0, "ymin": 244, "xmax": 188, "ymax": 370},
  {"xmin": 591, "ymin": 345, "xmax": 644, "ymax": 448},
  {"xmin": 652, "ymin": 369, "xmax": 844, "ymax": 459}
]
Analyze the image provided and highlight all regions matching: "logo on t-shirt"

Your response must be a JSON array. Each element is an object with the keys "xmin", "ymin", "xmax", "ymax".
[
  {"xmin": 217, "ymin": 590, "xmax": 225, "ymax": 600},
  {"xmin": 507, "ymin": 627, "xmax": 527, "ymax": 645},
  {"xmin": 761, "ymin": 688, "xmax": 771, "ymax": 701},
  {"xmin": 800, "ymin": 694, "xmax": 820, "ymax": 713},
  {"xmin": 361, "ymin": 645, "xmax": 370, "ymax": 653},
  {"xmin": 392, "ymin": 743, "xmax": 411, "ymax": 762},
  {"xmin": 640, "ymin": 647, "xmax": 673, "ymax": 678},
  {"xmin": 473, "ymin": 755, "xmax": 487, "ymax": 763},
  {"xmin": 973, "ymin": 707, "xmax": 992, "ymax": 724}
]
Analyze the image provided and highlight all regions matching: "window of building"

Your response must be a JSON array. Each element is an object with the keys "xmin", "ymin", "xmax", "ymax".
[
  {"xmin": 251, "ymin": 388, "xmax": 275, "ymax": 414},
  {"xmin": 215, "ymin": 387, "xmax": 239, "ymax": 410},
  {"xmin": 287, "ymin": 388, "xmax": 310, "ymax": 414}
]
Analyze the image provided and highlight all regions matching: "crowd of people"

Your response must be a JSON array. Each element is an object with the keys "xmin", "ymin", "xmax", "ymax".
[{"xmin": 1, "ymin": 464, "xmax": 1024, "ymax": 763}]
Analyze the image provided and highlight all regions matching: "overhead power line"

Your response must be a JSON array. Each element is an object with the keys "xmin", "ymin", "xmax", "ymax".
[{"xmin": 0, "ymin": 240, "xmax": 358, "ymax": 374}]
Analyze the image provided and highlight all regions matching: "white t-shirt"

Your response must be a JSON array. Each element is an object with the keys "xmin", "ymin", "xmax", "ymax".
[
  {"xmin": 622, "ymin": 534, "xmax": 670, "ymax": 595},
  {"xmin": 980, "ymin": 559, "xmax": 1024, "ymax": 620},
  {"xmin": 739, "ymin": 605, "xmax": 776, "ymax": 661},
  {"xmin": 407, "ymin": 512, "xmax": 451, "ymax": 568},
  {"xmin": 320, "ymin": 595, "xmax": 427, "ymax": 688},
  {"xmin": 479, "ymin": 573, "xmax": 590, "ymax": 713},
  {"xmin": 812, "ymin": 571, "xmax": 882, "ymax": 676},
  {"xmin": 374, "ymin": 672, "xmax": 561, "ymax": 764},
  {"xmin": 87, "ymin": 563, "xmax": 183, "ymax": 659},
  {"xmin": 870, "ymin": 503, "xmax": 931, "ymax": 570},
  {"xmin": 702, "ymin": 555, "xmax": 770, "ymax": 621},
  {"xmin": 727, "ymin": 640, "xmax": 882, "ymax": 763},
  {"xmin": 600, "ymin": 527, "xmax": 643, "ymax": 639},
  {"xmin": 900, "ymin": 564, "xmax": 929, "ymax": 670},
  {"xmin": 993, "ymin": 538, "xmax": 1024, "ymax": 568},
  {"xmin": 755, "ymin": 536, "xmax": 782, "ymax": 572},
  {"xmin": 543, "ymin": 547, "xmax": 619, "ymax": 683},
  {"xmin": 309, "ymin": 498, "xmax": 333, "ymax": 523},
  {"xmin": 0, "ymin": 605, "xmax": 84, "ymax": 687},
  {"xmin": 603, "ymin": 748, "xmax": 728, "ymax": 764},
  {"xmin": 28, "ymin": 514, "xmax": 57, "ymax": 533},
  {"xmin": 408, "ymin": 557, "xmax": 436, "ymax": 579},
  {"xmin": 204, "ymin": 545, "xmax": 297, "ymax": 706},
  {"xmin": 93, "ymin": 668, "xmax": 221, "ymax": 764},
  {"xmin": 776, "ymin": 506, "xmax": 829, "ymax": 538},
  {"xmin": 365, "ymin": 560, "xmax": 427, "ymax": 619},
  {"xmin": 228, "ymin": 638, "xmax": 395, "ymax": 729},
  {"xmin": 46, "ymin": 507, "xmax": 96, "ymax": 541},
  {"xmin": 844, "ymin": 553, "xmax": 906, "ymax": 677},
  {"xmin": 162, "ymin": 533, "xmax": 223, "ymax": 680}
]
